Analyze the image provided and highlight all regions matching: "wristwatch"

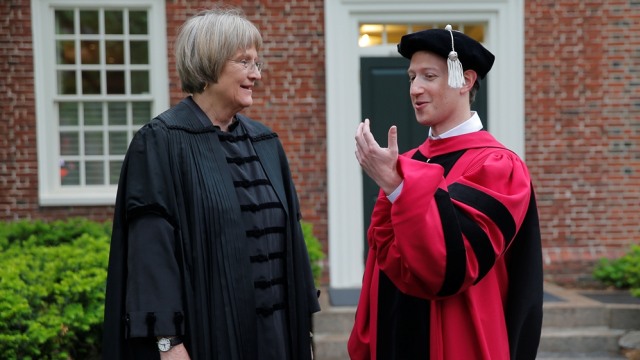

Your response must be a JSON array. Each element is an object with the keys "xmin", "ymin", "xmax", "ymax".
[{"xmin": 157, "ymin": 336, "xmax": 183, "ymax": 352}]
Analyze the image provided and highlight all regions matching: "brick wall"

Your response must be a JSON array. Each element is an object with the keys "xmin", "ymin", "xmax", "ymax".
[
  {"xmin": 525, "ymin": 0, "xmax": 640, "ymax": 285},
  {"xmin": 1, "ymin": 0, "xmax": 638, "ymax": 287}
]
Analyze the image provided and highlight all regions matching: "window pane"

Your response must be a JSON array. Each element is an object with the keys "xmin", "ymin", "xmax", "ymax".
[
  {"xmin": 130, "ymin": 41, "xmax": 149, "ymax": 64},
  {"xmin": 359, "ymin": 24, "xmax": 383, "ymax": 47},
  {"xmin": 57, "ymin": 40, "xmax": 75, "ymax": 65},
  {"xmin": 61, "ymin": 160, "xmax": 80, "ymax": 186},
  {"xmin": 129, "ymin": 11, "xmax": 148, "ymax": 35},
  {"xmin": 109, "ymin": 131, "xmax": 128, "ymax": 155},
  {"xmin": 60, "ymin": 132, "xmax": 79, "ymax": 156},
  {"xmin": 108, "ymin": 102, "xmax": 127, "ymax": 125},
  {"xmin": 106, "ymin": 41, "xmax": 124, "ymax": 64},
  {"xmin": 85, "ymin": 131, "xmax": 104, "ymax": 155},
  {"xmin": 464, "ymin": 25, "xmax": 485, "ymax": 42},
  {"xmin": 59, "ymin": 102, "xmax": 79, "ymax": 126},
  {"xmin": 131, "ymin": 71, "xmax": 149, "ymax": 94},
  {"xmin": 412, "ymin": 25, "xmax": 433, "ymax": 32},
  {"xmin": 86, "ymin": 161, "xmax": 105, "ymax": 185},
  {"xmin": 387, "ymin": 24, "xmax": 408, "ymax": 44},
  {"xmin": 110, "ymin": 160, "xmax": 123, "ymax": 185},
  {"xmin": 106, "ymin": 71, "xmax": 125, "ymax": 94},
  {"xmin": 105, "ymin": 10, "xmax": 123, "ymax": 34},
  {"xmin": 55, "ymin": 10, "xmax": 74, "ymax": 35},
  {"xmin": 58, "ymin": 71, "xmax": 77, "ymax": 95},
  {"xmin": 84, "ymin": 102, "xmax": 103, "ymax": 126},
  {"xmin": 81, "ymin": 41, "xmax": 100, "ymax": 64},
  {"xmin": 132, "ymin": 102, "xmax": 151, "ymax": 125},
  {"xmin": 80, "ymin": 10, "xmax": 99, "ymax": 35},
  {"xmin": 82, "ymin": 71, "xmax": 101, "ymax": 94}
]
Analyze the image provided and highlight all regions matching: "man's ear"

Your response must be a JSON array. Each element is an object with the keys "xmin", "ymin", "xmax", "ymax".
[{"xmin": 462, "ymin": 69, "xmax": 478, "ymax": 93}]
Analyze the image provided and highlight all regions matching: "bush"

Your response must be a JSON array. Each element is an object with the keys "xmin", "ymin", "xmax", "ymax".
[
  {"xmin": 593, "ymin": 244, "xmax": 640, "ymax": 297},
  {"xmin": 0, "ymin": 218, "xmax": 325, "ymax": 359},
  {"xmin": 301, "ymin": 221, "xmax": 325, "ymax": 286},
  {"xmin": 0, "ymin": 218, "xmax": 110, "ymax": 360}
]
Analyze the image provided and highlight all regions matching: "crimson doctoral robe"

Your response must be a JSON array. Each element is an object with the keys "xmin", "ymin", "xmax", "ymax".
[{"xmin": 348, "ymin": 130, "xmax": 543, "ymax": 360}]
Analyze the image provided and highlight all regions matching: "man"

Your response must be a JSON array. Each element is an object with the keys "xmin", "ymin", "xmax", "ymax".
[{"xmin": 349, "ymin": 25, "xmax": 543, "ymax": 359}]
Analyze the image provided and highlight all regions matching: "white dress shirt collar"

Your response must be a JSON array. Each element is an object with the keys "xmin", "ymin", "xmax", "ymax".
[{"xmin": 428, "ymin": 112, "xmax": 483, "ymax": 140}]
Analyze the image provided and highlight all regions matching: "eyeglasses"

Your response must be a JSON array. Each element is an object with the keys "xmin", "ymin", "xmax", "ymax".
[{"xmin": 229, "ymin": 59, "xmax": 263, "ymax": 73}]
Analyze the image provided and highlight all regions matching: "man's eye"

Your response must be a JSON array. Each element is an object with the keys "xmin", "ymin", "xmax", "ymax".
[
  {"xmin": 409, "ymin": 75, "xmax": 416, "ymax": 83},
  {"xmin": 240, "ymin": 60, "xmax": 249, "ymax": 66}
]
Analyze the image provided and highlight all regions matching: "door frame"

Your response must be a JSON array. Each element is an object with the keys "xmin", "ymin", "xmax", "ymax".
[{"xmin": 324, "ymin": 0, "xmax": 524, "ymax": 305}]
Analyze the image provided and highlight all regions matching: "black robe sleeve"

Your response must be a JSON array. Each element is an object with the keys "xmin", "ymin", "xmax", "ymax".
[
  {"xmin": 125, "ymin": 214, "xmax": 184, "ymax": 338},
  {"xmin": 121, "ymin": 122, "xmax": 185, "ymax": 338}
]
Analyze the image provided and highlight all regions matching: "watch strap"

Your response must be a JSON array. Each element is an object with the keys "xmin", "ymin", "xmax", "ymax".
[{"xmin": 168, "ymin": 336, "xmax": 183, "ymax": 347}]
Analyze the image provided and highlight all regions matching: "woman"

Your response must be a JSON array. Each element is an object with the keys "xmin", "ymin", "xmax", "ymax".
[{"xmin": 102, "ymin": 7, "xmax": 320, "ymax": 360}]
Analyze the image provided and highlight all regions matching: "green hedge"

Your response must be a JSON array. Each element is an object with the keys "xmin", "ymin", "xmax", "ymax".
[
  {"xmin": 0, "ymin": 218, "xmax": 325, "ymax": 359},
  {"xmin": 0, "ymin": 219, "xmax": 111, "ymax": 360},
  {"xmin": 301, "ymin": 221, "xmax": 325, "ymax": 286},
  {"xmin": 593, "ymin": 244, "xmax": 640, "ymax": 297}
]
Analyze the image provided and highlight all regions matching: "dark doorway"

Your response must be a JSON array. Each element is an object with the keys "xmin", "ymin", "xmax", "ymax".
[{"xmin": 360, "ymin": 57, "xmax": 488, "ymax": 259}]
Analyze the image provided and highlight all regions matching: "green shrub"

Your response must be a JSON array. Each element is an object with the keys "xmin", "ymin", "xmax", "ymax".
[
  {"xmin": 0, "ymin": 218, "xmax": 110, "ymax": 360},
  {"xmin": 593, "ymin": 245, "xmax": 640, "ymax": 297},
  {"xmin": 301, "ymin": 221, "xmax": 325, "ymax": 286},
  {"xmin": 0, "ymin": 218, "xmax": 325, "ymax": 359}
]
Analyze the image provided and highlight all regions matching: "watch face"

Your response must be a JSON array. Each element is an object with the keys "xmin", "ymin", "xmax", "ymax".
[{"xmin": 158, "ymin": 338, "xmax": 171, "ymax": 352}]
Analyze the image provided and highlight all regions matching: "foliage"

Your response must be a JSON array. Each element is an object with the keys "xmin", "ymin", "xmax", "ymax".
[
  {"xmin": 301, "ymin": 221, "xmax": 325, "ymax": 286},
  {"xmin": 0, "ymin": 218, "xmax": 110, "ymax": 360},
  {"xmin": 593, "ymin": 245, "xmax": 640, "ymax": 297},
  {"xmin": 0, "ymin": 218, "xmax": 325, "ymax": 359}
]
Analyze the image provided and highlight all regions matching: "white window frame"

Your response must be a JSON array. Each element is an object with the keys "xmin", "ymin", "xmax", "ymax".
[
  {"xmin": 32, "ymin": 0, "xmax": 169, "ymax": 206},
  {"xmin": 325, "ymin": 0, "xmax": 524, "ymax": 293}
]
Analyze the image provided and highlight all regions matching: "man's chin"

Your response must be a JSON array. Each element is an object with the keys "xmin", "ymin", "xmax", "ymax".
[{"xmin": 415, "ymin": 117, "xmax": 433, "ymax": 127}]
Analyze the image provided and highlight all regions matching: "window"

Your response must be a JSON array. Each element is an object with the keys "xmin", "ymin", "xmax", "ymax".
[
  {"xmin": 358, "ymin": 22, "xmax": 486, "ymax": 47},
  {"xmin": 32, "ymin": 0, "xmax": 168, "ymax": 205}
]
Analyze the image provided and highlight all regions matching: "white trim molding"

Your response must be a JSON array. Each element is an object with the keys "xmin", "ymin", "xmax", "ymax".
[{"xmin": 325, "ymin": 0, "xmax": 524, "ymax": 296}]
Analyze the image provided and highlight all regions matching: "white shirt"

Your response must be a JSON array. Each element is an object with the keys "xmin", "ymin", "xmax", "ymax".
[
  {"xmin": 428, "ymin": 112, "xmax": 483, "ymax": 140},
  {"xmin": 387, "ymin": 112, "xmax": 483, "ymax": 202}
]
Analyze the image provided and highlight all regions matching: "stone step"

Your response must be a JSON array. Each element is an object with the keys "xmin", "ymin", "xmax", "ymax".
[
  {"xmin": 313, "ymin": 307, "xmax": 356, "ymax": 334},
  {"xmin": 311, "ymin": 284, "xmax": 640, "ymax": 359},
  {"xmin": 542, "ymin": 305, "xmax": 608, "ymax": 328},
  {"xmin": 536, "ymin": 352, "xmax": 626, "ymax": 360},
  {"xmin": 313, "ymin": 333, "xmax": 350, "ymax": 360},
  {"xmin": 312, "ymin": 305, "xmax": 635, "ymax": 335},
  {"xmin": 539, "ymin": 327, "xmax": 626, "ymax": 353},
  {"xmin": 312, "ymin": 327, "xmax": 629, "ymax": 360},
  {"xmin": 312, "ymin": 306, "xmax": 638, "ymax": 335}
]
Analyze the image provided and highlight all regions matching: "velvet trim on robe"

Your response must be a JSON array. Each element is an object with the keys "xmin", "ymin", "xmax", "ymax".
[
  {"xmin": 102, "ymin": 97, "xmax": 320, "ymax": 360},
  {"xmin": 348, "ymin": 130, "xmax": 543, "ymax": 360}
]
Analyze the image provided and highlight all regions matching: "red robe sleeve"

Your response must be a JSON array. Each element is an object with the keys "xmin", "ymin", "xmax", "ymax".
[{"xmin": 371, "ymin": 149, "xmax": 532, "ymax": 299}]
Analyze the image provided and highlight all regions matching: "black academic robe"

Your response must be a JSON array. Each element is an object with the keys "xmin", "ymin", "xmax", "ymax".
[{"xmin": 102, "ymin": 97, "xmax": 320, "ymax": 360}]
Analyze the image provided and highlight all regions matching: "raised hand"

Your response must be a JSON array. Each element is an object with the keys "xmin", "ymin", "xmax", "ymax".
[{"xmin": 354, "ymin": 118, "xmax": 403, "ymax": 195}]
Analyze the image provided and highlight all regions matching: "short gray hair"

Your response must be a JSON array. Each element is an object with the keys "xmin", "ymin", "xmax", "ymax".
[{"xmin": 175, "ymin": 7, "xmax": 263, "ymax": 94}]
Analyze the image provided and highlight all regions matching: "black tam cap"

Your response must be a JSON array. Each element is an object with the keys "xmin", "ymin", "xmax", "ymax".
[{"xmin": 397, "ymin": 25, "xmax": 495, "ymax": 87}]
